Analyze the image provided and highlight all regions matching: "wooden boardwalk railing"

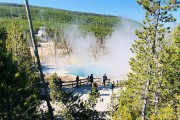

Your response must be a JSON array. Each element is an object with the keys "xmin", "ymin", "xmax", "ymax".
[{"xmin": 61, "ymin": 78, "xmax": 126, "ymax": 88}]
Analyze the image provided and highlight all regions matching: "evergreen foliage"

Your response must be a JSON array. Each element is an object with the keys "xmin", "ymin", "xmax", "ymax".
[
  {"xmin": 113, "ymin": 0, "xmax": 180, "ymax": 120},
  {"xmin": 0, "ymin": 23, "xmax": 46, "ymax": 120},
  {"xmin": 0, "ymin": 2, "xmax": 121, "ymax": 41},
  {"xmin": 88, "ymin": 85, "xmax": 99, "ymax": 109},
  {"xmin": 49, "ymin": 72, "xmax": 63, "ymax": 102}
]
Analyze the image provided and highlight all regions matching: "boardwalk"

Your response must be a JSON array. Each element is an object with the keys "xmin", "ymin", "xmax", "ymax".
[
  {"xmin": 66, "ymin": 84, "xmax": 121, "ymax": 112},
  {"xmin": 41, "ymin": 76, "xmax": 126, "ymax": 119},
  {"xmin": 40, "ymin": 81, "xmax": 125, "ymax": 120},
  {"xmin": 61, "ymin": 78, "xmax": 126, "ymax": 112}
]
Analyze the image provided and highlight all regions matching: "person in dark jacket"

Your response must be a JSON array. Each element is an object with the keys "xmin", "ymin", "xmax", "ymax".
[
  {"xmin": 76, "ymin": 76, "xmax": 79, "ymax": 87},
  {"xmin": 90, "ymin": 74, "xmax": 94, "ymax": 86},
  {"xmin": 59, "ymin": 77, "xmax": 62, "ymax": 87},
  {"xmin": 93, "ymin": 82, "xmax": 98, "ymax": 92},
  {"xmin": 102, "ymin": 74, "xmax": 107, "ymax": 86}
]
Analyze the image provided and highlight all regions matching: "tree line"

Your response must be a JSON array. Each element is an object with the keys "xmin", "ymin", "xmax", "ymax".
[{"xmin": 0, "ymin": 2, "xmax": 120, "ymax": 41}]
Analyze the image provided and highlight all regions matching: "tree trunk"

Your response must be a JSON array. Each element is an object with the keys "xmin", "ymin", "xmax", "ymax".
[
  {"xmin": 142, "ymin": 1, "xmax": 161, "ymax": 118},
  {"xmin": 142, "ymin": 79, "xmax": 150, "ymax": 120},
  {"xmin": 153, "ymin": 1, "xmax": 161, "ymax": 113},
  {"xmin": 154, "ymin": 69, "xmax": 163, "ymax": 114},
  {"xmin": 24, "ymin": 0, "xmax": 54, "ymax": 119},
  {"xmin": 154, "ymin": 81, "xmax": 161, "ymax": 114}
]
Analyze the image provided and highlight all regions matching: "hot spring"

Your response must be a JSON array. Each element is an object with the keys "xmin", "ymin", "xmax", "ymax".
[
  {"xmin": 43, "ymin": 65, "xmax": 111, "ymax": 78},
  {"xmin": 40, "ymin": 21, "xmax": 140, "ymax": 80}
]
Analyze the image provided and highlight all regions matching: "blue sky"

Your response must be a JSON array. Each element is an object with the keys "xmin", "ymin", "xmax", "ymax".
[{"xmin": 0, "ymin": 0, "xmax": 180, "ymax": 23}]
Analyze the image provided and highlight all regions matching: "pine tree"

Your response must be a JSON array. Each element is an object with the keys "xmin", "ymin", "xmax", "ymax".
[
  {"xmin": 150, "ymin": 21, "xmax": 180, "ymax": 120},
  {"xmin": 0, "ymin": 23, "xmax": 44, "ymax": 119},
  {"xmin": 113, "ymin": 0, "xmax": 180, "ymax": 120},
  {"xmin": 49, "ymin": 72, "xmax": 63, "ymax": 102},
  {"xmin": 0, "ymin": 25, "xmax": 18, "ymax": 120}
]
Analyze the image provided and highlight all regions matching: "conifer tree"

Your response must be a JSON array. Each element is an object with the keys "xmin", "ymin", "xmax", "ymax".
[
  {"xmin": 0, "ymin": 23, "xmax": 44, "ymax": 119},
  {"xmin": 113, "ymin": 0, "xmax": 180, "ymax": 120},
  {"xmin": 0, "ymin": 25, "xmax": 18, "ymax": 120},
  {"xmin": 49, "ymin": 72, "xmax": 63, "ymax": 102}
]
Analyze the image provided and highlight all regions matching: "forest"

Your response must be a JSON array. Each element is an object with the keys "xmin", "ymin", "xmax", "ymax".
[
  {"xmin": 0, "ymin": 3, "xmax": 128, "ymax": 58},
  {"xmin": 0, "ymin": 3, "xmax": 122, "ymax": 40},
  {"xmin": 0, "ymin": 0, "xmax": 180, "ymax": 120}
]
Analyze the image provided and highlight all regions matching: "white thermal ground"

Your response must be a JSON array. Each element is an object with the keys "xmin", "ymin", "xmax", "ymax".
[
  {"xmin": 40, "ymin": 84, "xmax": 124, "ymax": 114},
  {"xmin": 74, "ymin": 85, "xmax": 121, "ymax": 112}
]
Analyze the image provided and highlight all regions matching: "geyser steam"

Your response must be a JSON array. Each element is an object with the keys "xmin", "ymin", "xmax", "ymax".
[{"xmin": 43, "ymin": 20, "xmax": 140, "ymax": 80}]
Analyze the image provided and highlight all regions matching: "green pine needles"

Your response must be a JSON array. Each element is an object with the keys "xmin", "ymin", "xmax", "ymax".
[{"xmin": 113, "ymin": 0, "xmax": 180, "ymax": 120}]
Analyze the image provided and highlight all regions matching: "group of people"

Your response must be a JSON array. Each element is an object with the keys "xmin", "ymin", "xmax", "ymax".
[
  {"xmin": 86, "ymin": 74, "xmax": 108, "ymax": 86},
  {"xmin": 85, "ymin": 74, "xmax": 114, "ymax": 93},
  {"xmin": 71, "ymin": 74, "xmax": 115, "ymax": 93},
  {"xmin": 87, "ymin": 74, "xmax": 94, "ymax": 86},
  {"xmin": 76, "ymin": 74, "xmax": 95, "ymax": 87}
]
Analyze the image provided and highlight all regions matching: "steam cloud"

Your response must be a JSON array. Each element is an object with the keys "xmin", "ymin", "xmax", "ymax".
[{"xmin": 43, "ymin": 19, "xmax": 141, "ymax": 80}]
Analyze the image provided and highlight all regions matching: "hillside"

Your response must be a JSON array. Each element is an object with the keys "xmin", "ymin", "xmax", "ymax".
[{"xmin": 0, "ymin": 3, "xmax": 141, "ymax": 40}]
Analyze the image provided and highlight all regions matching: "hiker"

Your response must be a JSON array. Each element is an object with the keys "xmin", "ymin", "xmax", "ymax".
[
  {"xmin": 87, "ymin": 76, "xmax": 90, "ymax": 85},
  {"xmin": 102, "ymin": 74, "xmax": 107, "ymax": 86},
  {"xmin": 76, "ymin": 76, "xmax": 79, "ymax": 87},
  {"xmin": 59, "ymin": 77, "xmax": 62, "ymax": 87},
  {"xmin": 90, "ymin": 74, "xmax": 94, "ymax": 86},
  {"xmin": 109, "ymin": 82, "xmax": 114, "ymax": 93},
  {"xmin": 93, "ymin": 82, "xmax": 98, "ymax": 92}
]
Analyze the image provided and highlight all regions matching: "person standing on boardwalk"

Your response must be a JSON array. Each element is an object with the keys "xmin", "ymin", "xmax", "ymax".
[
  {"xmin": 90, "ymin": 74, "xmax": 94, "ymax": 86},
  {"xmin": 59, "ymin": 77, "xmax": 62, "ymax": 88},
  {"xmin": 102, "ymin": 74, "xmax": 107, "ymax": 86},
  {"xmin": 93, "ymin": 82, "xmax": 98, "ymax": 92},
  {"xmin": 76, "ymin": 76, "xmax": 79, "ymax": 87},
  {"xmin": 109, "ymin": 82, "xmax": 114, "ymax": 93}
]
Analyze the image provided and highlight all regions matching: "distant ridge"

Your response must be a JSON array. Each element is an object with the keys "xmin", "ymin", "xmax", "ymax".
[
  {"xmin": 0, "ymin": 2, "xmax": 118, "ymax": 17},
  {"xmin": 0, "ymin": 2, "xmax": 141, "ymax": 39}
]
